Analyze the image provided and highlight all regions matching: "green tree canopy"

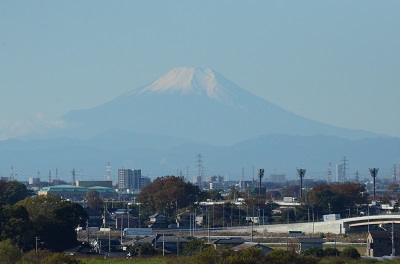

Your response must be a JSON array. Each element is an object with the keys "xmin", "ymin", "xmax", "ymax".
[
  {"xmin": 0, "ymin": 180, "xmax": 33, "ymax": 205},
  {"xmin": 0, "ymin": 238, "xmax": 23, "ymax": 263},
  {"xmin": 1, "ymin": 204, "xmax": 34, "ymax": 251},
  {"xmin": 16, "ymin": 195, "xmax": 87, "ymax": 251},
  {"xmin": 137, "ymin": 176, "xmax": 203, "ymax": 213}
]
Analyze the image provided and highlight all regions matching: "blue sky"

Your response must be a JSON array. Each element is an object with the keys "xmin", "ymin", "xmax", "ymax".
[{"xmin": 1, "ymin": 1, "xmax": 399, "ymax": 140}]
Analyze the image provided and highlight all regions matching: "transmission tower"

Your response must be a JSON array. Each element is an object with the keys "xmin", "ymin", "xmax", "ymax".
[
  {"xmin": 342, "ymin": 157, "xmax": 348, "ymax": 182},
  {"xmin": 355, "ymin": 170, "xmax": 359, "ymax": 182},
  {"xmin": 48, "ymin": 170, "xmax": 52, "ymax": 186},
  {"xmin": 393, "ymin": 165, "xmax": 397, "ymax": 183},
  {"xmin": 196, "ymin": 154, "xmax": 204, "ymax": 182}
]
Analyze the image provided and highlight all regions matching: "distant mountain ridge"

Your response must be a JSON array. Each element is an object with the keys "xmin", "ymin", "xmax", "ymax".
[
  {"xmin": 1, "ymin": 67, "xmax": 397, "ymax": 182},
  {"xmin": 62, "ymin": 67, "xmax": 382, "ymax": 145}
]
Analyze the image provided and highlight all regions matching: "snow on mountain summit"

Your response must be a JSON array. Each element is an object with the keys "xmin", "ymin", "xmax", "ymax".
[{"xmin": 129, "ymin": 67, "xmax": 238, "ymax": 102}]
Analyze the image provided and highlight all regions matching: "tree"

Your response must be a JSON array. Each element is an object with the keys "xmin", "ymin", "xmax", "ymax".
[
  {"xmin": 137, "ymin": 176, "xmax": 203, "ymax": 214},
  {"xmin": 182, "ymin": 238, "xmax": 208, "ymax": 256},
  {"xmin": 128, "ymin": 243, "xmax": 157, "ymax": 256},
  {"xmin": 42, "ymin": 253, "xmax": 82, "ymax": 264},
  {"xmin": 0, "ymin": 239, "xmax": 23, "ymax": 263},
  {"xmin": 17, "ymin": 249, "xmax": 53, "ymax": 264},
  {"xmin": 16, "ymin": 195, "xmax": 87, "ymax": 251},
  {"xmin": 85, "ymin": 190, "xmax": 103, "ymax": 211},
  {"xmin": 1, "ymin": 204, "xmax": 35, "ymax": 251},
  {"xmin": 0, "ymin": 180, "xmax": 33, "ymax": 205},
  {"xmin": 306, "ymin": 183, "xmax": 367, "ymax": 216}
]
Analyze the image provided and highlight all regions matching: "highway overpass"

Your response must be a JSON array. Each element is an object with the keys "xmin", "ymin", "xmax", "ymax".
[{"xmin": 221, "ymin": 214, "xmax": 400, "ymax": 235}]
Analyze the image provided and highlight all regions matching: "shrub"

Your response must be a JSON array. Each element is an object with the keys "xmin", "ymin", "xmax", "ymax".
[
  {"xmin": 341, "ymin": 246, "xmax": 360, "ymax": 259},
  {"xmin": 323, "ymin": 247, "xmax": 340, "ymax": 257}
]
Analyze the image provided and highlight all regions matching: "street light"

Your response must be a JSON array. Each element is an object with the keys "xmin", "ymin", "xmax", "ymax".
[{"xmin": 35, "ymin": 236, "xmax": 40, "ymax": 253}]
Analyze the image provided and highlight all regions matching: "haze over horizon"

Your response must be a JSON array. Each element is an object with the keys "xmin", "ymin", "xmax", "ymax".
[{"xmin": 1, "ymin": 1, "xmax": 400, "ymax": 140}]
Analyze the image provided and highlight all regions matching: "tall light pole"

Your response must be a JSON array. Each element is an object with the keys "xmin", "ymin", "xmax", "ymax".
[
  {"xmin": 258, "ymin": 169, "xmax": 264, "ymax": 196},
  {"xmin": 35, "ymin": 237, "xmax": 40, "ymax": 253},
  {"xmin": 369, "ymin": 168, "xmax": 379, "ymax": 198},
  {"xmin": 297, "ymin": 169, "xmax": 306, "ymax": 200}
]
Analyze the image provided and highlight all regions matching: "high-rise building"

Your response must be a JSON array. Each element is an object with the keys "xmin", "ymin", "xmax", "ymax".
[
  {"xmin": 270, "ymin": 174, "xmax": 286, "ymax": 183},
  {"xmin": 118, "ymin": 169, "xmax": 142, "ymax": 190},
  {"xmin": 336, "ymin": 164, "xmax": 344, "ymax": 183}
]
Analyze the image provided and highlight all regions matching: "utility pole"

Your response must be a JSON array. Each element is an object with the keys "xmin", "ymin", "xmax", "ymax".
[
  {"xmin": 369, "ymin": 168, "xmax": 379, "ymax": 198},
  {"xmin": 297, "ymin": 169, "xmax": 306, "ymax": 199}
]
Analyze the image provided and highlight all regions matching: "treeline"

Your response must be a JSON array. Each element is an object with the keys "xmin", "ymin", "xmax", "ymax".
[{"xmin": 0, "ymin": 180, "xmax": 87, "ymax": 252}]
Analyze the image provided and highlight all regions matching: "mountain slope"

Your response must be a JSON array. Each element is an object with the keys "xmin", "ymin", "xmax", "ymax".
[{"xmin": 62, "ymin": 67, "xmax": 381, "ymax": 145}]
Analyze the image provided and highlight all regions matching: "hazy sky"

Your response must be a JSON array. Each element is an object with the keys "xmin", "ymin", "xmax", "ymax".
[{"xmin": 1, "ymin": 1, "xmax": 399, "ymax": 140}]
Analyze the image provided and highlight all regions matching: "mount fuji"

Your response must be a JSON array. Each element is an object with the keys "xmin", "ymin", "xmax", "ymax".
[
  {"xmin": 62, "ymin": 67, "xmax": 380, "ymax": 145},
  {"xmin": 2, "ymin": 67, "xmax": 399, "ymax": 181}
]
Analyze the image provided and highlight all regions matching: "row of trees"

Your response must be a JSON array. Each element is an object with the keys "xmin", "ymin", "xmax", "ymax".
[
  {"xmin": 0, "ymin": 180, "xmax": 87, "ymax": 252},
  {"xmin": 134, "ymin": 176, "xmax": 373, "ymax": 227}
]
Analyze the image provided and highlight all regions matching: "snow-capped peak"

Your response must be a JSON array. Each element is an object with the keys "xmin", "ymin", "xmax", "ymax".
[{"xmin": 134, "ymin": 67, "xmax": 229, "ymax": 100}]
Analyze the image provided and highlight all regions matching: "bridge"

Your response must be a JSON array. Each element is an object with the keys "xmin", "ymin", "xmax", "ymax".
[{"xmin": 220, "ymin": 214, "xmax": 400, "ymax": 235}]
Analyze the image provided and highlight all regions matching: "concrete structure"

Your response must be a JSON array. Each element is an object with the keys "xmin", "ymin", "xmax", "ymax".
[{"xmin": 219, "ymin": 215, "xmax": 400, "ymax": 235}]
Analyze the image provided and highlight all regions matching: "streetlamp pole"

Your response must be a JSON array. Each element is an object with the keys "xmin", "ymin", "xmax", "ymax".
[
  {"xmin": 369, "ymin": 168, "xmax": 379, "ymax": 198},
  {"xmin": 297, "ymin": 169, "xmax": 306, "ymax": 200},
  {"xmin": 35, "ymin": 237, "xmax": 40, "ymax": 253}
]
